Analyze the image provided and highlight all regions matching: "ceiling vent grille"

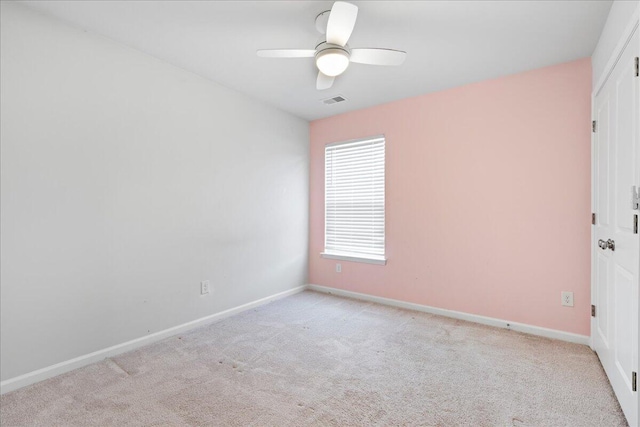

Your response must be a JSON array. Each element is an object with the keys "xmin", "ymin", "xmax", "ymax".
[{"xmin": 321, "ymin": 95, "xmax": 347, "ymax": 105}]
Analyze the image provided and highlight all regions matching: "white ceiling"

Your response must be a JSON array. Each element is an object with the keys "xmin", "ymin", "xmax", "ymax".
[{"xmin": 21, "ymin": 0, "xmax": 612, "ymax": 121}]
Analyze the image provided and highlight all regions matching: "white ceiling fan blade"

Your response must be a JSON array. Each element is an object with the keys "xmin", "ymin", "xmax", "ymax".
[
  {"xmin": 326, "ymin": 2, "xmax": 358, "ymax": 47},
  {"xmin": 256, "ymin": 49, "xmax": 315, "ymax": 58},
  {"xmin": 350, "ymin": 48, "xmax": 407, "ymax": 66},
  {"xmin": 316, "ymin": 71, "xmax": 335, "ymax": 90}
]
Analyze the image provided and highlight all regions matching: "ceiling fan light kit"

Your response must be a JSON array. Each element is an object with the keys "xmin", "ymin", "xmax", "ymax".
[
  {"xmin": 257, "ymin": 1, "xmax": 406, "ymax": 90},
  {"xmin": 315, "ymin": 46, "xmax": 350, "ymax": 77}
]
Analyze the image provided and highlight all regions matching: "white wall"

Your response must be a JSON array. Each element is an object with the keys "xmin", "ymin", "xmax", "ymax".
[
  {"xmin": 0, "ymin": 1, "xmax": 309, "ymax": 382},
  {"xmin": 591, "ymin": 0, "xmax": 640, "ymax": 88}
]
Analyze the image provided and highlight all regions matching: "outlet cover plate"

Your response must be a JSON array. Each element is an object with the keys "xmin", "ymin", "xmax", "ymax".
[
  {"xmin": 201, "ymin": 280, "xmax": 210, "ymax": 295},
  {"xmin": 561, "ymin": 291, "xmax": 574, "ymax": 307}
]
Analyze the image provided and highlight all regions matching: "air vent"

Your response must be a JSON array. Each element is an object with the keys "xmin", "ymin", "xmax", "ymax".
[{"xmin": 321, "ymin": 95, "xmax": 347, "ymax": 105}]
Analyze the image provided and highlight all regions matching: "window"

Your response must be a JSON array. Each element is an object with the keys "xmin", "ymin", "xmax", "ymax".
[{"xmin": 322, "ymin": 135, "xmax": 385, "ymax": 265}]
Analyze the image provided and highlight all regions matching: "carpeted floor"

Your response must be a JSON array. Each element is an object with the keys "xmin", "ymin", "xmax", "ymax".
[{"xmin": 0, "ymin": 290, "xmax": 627, "ymax": 426}]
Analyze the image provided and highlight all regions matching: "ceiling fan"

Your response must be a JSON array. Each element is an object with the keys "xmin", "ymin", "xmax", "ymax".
[{"xmin": 257, "ymin": 1, "xmax": 407, "ymax": 90}]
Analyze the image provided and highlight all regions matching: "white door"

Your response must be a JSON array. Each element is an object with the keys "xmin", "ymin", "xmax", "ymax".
[{"xmin": 592, "ymin": 29, "xmax": 639, "ymax": 427}]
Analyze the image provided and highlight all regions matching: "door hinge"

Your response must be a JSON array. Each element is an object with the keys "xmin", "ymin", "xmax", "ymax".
[
  {"xmin": 592, "ymin": 120, "xmax": 597, "ymax": 133},
  {"xmin": 592, "ymin": 213, "xmax": 596, "ymax": 225},
  {"xmin": 635, "ymin": 57, "xmax": 639, "ymax": 77},
  {"xmin": 633, "ymin": 372, "xmax": 637, "ymax": 392},
  {"xmin": 591, "ymin": 304, "xmax": 596, "ymax": 317},
  {"xmin": 632, "ymin": 186, "xmax": 639, "ymax": 210},
  {"xmin": 634, "ymin": 214, "xmax": 638, "ymax": 234}
]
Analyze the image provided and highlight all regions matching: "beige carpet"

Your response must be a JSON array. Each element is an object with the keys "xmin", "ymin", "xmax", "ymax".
[{"xmin": 0, "ymin": 290, "xmax": 627, "ymax": 426}]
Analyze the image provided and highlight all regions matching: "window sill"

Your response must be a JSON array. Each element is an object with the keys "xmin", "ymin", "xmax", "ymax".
[{"xmin": 321, "ymin": 252, "xmax": 387, "ymax": 265}]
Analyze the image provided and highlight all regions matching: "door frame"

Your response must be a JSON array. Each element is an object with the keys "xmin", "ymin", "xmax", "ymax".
[{"xmin": 590, "ymin": 6, "xmax": 640, "ymax": 353}]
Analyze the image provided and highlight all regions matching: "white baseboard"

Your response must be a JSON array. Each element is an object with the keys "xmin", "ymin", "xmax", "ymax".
[
  {"xmin": 0, "ymin": 285, "xmax": 306, "ymax": 395},
  {"xmin": 308, "ymin": 284, "xmax": 590, "ymax": 346},
  {"xmin": 1, "ymin": 283, "xmax": 590, "ymax": 395}
]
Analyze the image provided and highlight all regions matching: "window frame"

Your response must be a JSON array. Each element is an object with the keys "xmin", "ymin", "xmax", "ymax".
[{"xmin": 321, "ymin": 135, "xmax": 387, "ymax": 266}]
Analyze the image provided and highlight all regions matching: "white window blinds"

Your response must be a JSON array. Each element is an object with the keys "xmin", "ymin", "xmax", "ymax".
[{"xmin": 324, "ymin": 136, "xmax": 385, "ymax": 261}]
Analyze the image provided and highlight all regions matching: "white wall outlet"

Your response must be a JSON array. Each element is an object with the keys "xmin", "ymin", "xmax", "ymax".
[
  {"xmin": 336, "ymin": 263, "xmax": 341, "ymax": 273},
  {"xmin": 561, "ymin": 291, "xmax": 574, "ymax": 307},
  {"xmin": 201, "ymin": 280, "xmax": 210, "ymax": 295}
]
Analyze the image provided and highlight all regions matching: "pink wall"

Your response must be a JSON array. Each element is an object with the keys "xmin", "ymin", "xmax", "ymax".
[{"xmin": 309, "ymin": 58, "xmax": 592, "ymax": 336}]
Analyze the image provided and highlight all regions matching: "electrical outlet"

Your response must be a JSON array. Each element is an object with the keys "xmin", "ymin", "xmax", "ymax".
[
  {"xmin": 336, "ymin": 263, "xmax": 341, "ymax": 273},
  {"xmin": 561, "ymin": 291, "xmax": 574, "ymax": 307},
  {"xmin": 201, "ymin": 280, "xmax": 210, "ymax": 295}
]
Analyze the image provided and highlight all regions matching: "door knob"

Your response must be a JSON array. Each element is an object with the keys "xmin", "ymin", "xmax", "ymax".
[
  {"xmin": 598, "ymin": 239, "xmax": 607, "ymax": 249},
  {"xmin": 607, "ymin": 239, "xmax": 615, "ymax": 251}
]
